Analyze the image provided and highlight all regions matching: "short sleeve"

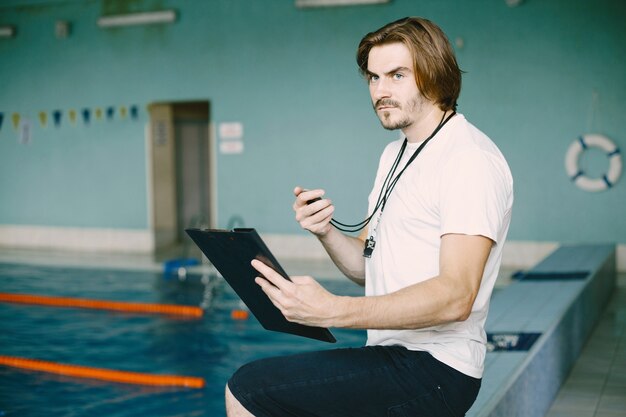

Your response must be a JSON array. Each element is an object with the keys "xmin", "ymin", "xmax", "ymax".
[{"xmin": 439, "ymin": 149, "xmax": 511, "ymax": 244}]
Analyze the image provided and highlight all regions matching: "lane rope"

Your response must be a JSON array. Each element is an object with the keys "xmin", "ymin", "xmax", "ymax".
[
  {"xmin": 0, "ymin": 292, "xmax": 203, "ymax": 317},
  {"xmin": 0, "ymin": 355, "xmax": 205, "ymax": 388}
]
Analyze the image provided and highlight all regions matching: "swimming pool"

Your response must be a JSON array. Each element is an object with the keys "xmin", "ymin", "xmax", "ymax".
[{"xmin": 0, "ymin": 262, "xmax": 367, "ymax": 417}]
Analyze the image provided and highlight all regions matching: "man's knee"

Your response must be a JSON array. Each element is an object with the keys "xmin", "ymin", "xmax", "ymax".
[{"xmin": 225, "ymin": 382, "xmax": 255, "ymax": 417}]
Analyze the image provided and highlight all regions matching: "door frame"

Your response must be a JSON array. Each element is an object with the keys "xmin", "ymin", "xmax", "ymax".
[{"xmin": 146, "ymin": 100, "xmax": 216, "ymax": 252}]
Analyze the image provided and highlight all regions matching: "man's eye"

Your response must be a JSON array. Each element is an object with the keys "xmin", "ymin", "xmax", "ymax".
[
  {"xmin": 369, "ymin": 75, "xmax": 379, "ymax": 83},
  {"xmin": 393, "ymin": 73, "xmax": 404, "ymax": 80}
]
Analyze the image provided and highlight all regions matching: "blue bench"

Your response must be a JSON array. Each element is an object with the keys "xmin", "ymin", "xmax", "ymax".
[{"xmin": 467, "ymin": 244, "xmax": 616, "ymax": 417}]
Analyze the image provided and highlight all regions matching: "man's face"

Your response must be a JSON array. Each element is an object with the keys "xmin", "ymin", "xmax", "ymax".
[{"xmin": 367, "ymin": 42, "xmax": 427, "ymax": 131}]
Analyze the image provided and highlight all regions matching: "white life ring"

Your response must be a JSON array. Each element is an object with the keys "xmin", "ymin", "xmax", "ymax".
[{"xmin": 565, "ymin": 134, "xmax": 622, "ymax": 192}]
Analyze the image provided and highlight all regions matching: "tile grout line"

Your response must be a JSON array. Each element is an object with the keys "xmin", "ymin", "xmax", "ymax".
[{"xmin": 592, "ymin": 281, "xmax": 625, "ymax": 417}]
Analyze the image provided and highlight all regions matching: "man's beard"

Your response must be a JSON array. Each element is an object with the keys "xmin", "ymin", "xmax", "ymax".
[
  {"xmin": 373, "ymin": 95, "xmax": 424, "ymax": 131},
  {"xmin": 380, "ymin": 113, "xmax": 412, "ymax": 131}
]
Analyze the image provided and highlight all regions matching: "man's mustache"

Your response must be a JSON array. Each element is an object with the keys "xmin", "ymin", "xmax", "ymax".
[{"xmin": 374, "ymin": 99, "xmax": 401, "ymax": 109}]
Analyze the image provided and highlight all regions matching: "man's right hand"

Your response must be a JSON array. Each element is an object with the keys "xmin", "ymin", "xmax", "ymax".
[{"xmin": 293, "ymin": 186, "xmax": 335, "ymax": 237}]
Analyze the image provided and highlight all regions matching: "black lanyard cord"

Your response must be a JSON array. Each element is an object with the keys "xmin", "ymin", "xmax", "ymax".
[
  {"xmin": 330, "ymin": 111, "xmax": 456, "ymax": 233},
  {"xmin": 330, "ymin": 139, "xmax": 407, "ymax": 232}
]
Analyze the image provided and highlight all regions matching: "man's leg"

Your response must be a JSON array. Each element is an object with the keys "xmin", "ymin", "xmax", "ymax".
[
  {"xmin": 226, "ymin": 384, "xmax": 255, "ymax": 417},
  {"xmin": 225, "ymin": 346, "xmax": 481, "ymax": 417}
]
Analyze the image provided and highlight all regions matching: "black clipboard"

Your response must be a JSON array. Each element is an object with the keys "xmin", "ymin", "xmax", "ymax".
[{"xmin": 185, "ymin": 228, "xmax": 336, "ymax": 343}]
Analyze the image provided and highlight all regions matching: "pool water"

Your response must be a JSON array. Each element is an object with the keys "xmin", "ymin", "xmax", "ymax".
[{"xmin": 0, "ymin": 263, "xmax": 366, "ymax": 417}]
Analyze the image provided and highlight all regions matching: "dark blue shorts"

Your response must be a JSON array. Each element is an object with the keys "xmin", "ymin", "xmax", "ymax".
[{"xmin": 228, "ymin": 345, "xmax": 481, "ymax": 417}]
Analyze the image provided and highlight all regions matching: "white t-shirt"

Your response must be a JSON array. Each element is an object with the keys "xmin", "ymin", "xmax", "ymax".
[{"xmin": 365, "ymin": 113, "xmax": 514, "ymax": 379}]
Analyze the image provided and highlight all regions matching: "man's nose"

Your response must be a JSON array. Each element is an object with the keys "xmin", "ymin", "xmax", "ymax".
[{"xmin": 371, "ymin": 79, "xmax": 391, "ymax": 101}]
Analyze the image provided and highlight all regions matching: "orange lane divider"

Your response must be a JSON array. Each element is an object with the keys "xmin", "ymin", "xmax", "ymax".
[
  {"xmin": 0, "ymin": 292, "xmax": 203, "ymax": 318},
  {"xmin": 231, "ymin": 309, "xmax": 250, "ymax": 320},
  {"xmin": 0, "ymin": 355, "xmax": 205, "ymax": 388}
]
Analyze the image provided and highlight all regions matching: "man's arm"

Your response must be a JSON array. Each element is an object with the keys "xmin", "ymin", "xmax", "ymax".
[
  {"xmin": 293, "ymin": 186, "xmax": 366, "ymax": 284},
  {"xmin": 253, "ymin": 233, "xmax": 492, "ymax": 329},
  {"xmin": 338, "ymin": 233, "xmax": 492, "ymax": 328}
]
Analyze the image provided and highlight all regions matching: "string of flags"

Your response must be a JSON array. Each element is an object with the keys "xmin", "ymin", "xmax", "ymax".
[{"xmin": 0, "ymin": 105, "xmax": 141, "ymax": 133}]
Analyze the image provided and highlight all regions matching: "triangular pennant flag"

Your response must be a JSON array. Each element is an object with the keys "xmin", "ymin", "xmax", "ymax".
[
  {"xmin": 82, "ymin": 108, "xmax": 91, "ymax": 125},
  {"xmin": 94, "ymin": 107, "xmax": 103, "ymax": 121},
  {"xmin": 68, "ymin": 109, "xmax": 77, "ymax": 125},
  {"xmin": 19, "ymin": 118, "xmax": 32, "ymax": 145},
  {"xmin": 130, "ymin": 105, "xmax": 139, "ymax": 120},
  {"xmin": 53, "ymin": 110, "xmax": 62, "ymax": 127},
  {"xmin": 38, "ymin": 111, "xmax": 48, "ymax": 128},
  {"xmin": 12, "ymin": 113, "xmax": 21, "ymax": 130},
  {"xmin": 119, "ymin": 106, "xmax": 128, "ymax": 120},
  {"xmin": 106, "ymin": 106, "xmax": 115, "ymax": 121}
]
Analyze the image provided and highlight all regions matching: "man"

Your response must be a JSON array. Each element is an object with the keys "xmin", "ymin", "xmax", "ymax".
[{"xmin": 226, "ymin": 16, "xmax": 513, "ymax": 416}]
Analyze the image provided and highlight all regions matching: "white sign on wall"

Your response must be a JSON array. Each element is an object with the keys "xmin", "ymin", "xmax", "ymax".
[
  {"xmin": 218, "ymin": 122, "xmax": 243, "ymax": 140},
  {"xmin": 218, "ymin": 121, "xmax": 244, "ymax": 154},
  {"xmin": 219, "ymin": 140, "xmax": 244, "ymax": 154}
]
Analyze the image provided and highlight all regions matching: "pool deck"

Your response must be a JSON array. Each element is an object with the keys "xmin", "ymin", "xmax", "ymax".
[
  {"xmin": 0, "ymin": 244, "xmax": 624, "ymax": 417},
  {"xmin": 468, "ymin": 244, "xmax": 619, "ymax": 417}
]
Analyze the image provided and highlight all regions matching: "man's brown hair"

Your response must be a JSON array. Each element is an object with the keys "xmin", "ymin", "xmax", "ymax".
[{"xmin": 357, "ymin": 17, "xmax": 462, "ymax": 111}]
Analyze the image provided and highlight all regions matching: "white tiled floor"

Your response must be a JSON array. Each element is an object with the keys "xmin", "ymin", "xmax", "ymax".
[{"xmin": 544, "ymin": 274, "xmax": 626, "ymax": 417}]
